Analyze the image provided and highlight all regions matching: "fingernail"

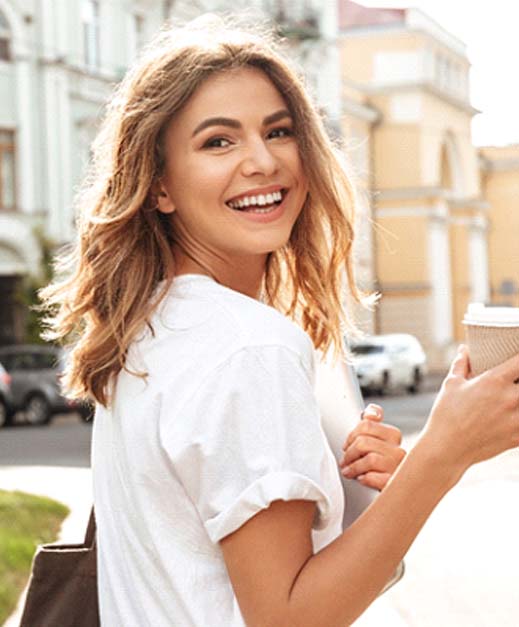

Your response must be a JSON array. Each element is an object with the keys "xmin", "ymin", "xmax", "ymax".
[
  {"xmin": 357, "ymin": 474, "xmax": 366, "ymax": 481},
  {"xmin": 341, "ymin": 466, "xmax": 351, "ymax": 476}
]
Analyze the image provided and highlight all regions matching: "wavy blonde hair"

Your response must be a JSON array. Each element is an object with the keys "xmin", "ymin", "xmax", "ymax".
[{"xmin": 41, "ymin": 16, "xmax": 377, "ymax": 406}]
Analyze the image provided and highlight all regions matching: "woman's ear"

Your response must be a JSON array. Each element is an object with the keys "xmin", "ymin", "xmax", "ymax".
[{"xmin": 155, "ymin": 181, "xmax": 176, "ymax": 214}]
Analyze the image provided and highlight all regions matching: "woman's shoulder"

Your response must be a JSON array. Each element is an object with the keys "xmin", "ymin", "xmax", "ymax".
[
  {"xmin": 205, "ymin": 279, "xmax": 314, "ymax": 359},
  {"xmin": 154, "ymin": 275, "xmax": 314, "ymax": 362}
]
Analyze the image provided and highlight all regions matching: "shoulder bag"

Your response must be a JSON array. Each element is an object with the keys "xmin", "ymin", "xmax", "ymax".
[{"xmin": 20, "ymin": 507, "xmax": 100, "ymax": 627}]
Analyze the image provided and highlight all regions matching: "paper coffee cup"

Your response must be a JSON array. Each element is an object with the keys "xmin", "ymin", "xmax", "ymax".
[{"xmin": 462, "ymin": 303, "xmax": 519, "ymax": 375}]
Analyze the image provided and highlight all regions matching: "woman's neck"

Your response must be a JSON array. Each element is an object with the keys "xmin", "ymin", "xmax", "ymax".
[{"xmin": 173, "ymin": 251, "xmax": 266, "ymax": 300}]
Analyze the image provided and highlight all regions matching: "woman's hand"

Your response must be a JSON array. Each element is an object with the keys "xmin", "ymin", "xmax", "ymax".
[
  {"xmin": 339, "ymin": 403, "xmax": 406, "ymax": 491},
  {"xmin": 420, "ymin": 345, "xmax": 519, "ymax": 478}
]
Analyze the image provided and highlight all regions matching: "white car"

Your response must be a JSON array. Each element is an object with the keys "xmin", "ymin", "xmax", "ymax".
[{"xmin": 349, "ymin": 334, "xmax": 428, "ymax": 395}]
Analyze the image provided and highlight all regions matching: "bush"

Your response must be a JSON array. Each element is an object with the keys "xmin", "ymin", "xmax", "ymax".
[
  {"xmin": 15, "ymin": 228, "xmax": 56, "ymax": 345},
  {"xmin": 0, "ymin": 489, "xmax": 69, "ymax": 623}
]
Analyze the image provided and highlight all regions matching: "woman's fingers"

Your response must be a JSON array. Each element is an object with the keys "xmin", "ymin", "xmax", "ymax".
[
  {"xmin": 361, "ymin": 403, "xmax": 384, "ymax": 421},
  {"xmin": 448, "ymin": 344, "xmax": 470, "ymax": 379},
  {"xmin": 341, "ymin": 445, "xmax": 406, "ymax": 480},
  {"xmin": 484, "ymin": 350, "xmax": 519, "ymax": 384},
  {"xmin": 340, "ymin": 435, "xmax": 406, "ymax": 470},
  {"xmin": 343, "ymin": 417, "xmax": 402, "ymax": 450},
  {"xmin": 424, "ymin": 347, "xmax": 519, "ymax": 472}
]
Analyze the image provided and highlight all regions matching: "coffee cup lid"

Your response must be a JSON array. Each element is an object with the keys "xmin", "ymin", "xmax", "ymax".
[{"xmin": 463, "ymin": 303, "xmax": 519, "ymax": 327}]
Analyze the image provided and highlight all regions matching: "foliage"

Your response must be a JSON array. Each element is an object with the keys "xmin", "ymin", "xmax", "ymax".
[
  {"xmin": 16, "ymin": 228, "xmax": 56, "ymax": 345},
  {"xmin": 0, "ymin": 489, "xmax": 69, "ymax": 623}
]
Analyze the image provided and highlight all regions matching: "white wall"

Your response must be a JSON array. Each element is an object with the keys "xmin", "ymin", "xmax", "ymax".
[{"xmin": 0, "ymin": 0, "xmax": 166, "ymax": 272}]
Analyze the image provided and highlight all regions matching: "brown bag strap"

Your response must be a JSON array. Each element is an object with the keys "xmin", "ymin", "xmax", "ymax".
[{"xmin": 85, "ymin": 506, "xmax": 96, "ymax": 548}]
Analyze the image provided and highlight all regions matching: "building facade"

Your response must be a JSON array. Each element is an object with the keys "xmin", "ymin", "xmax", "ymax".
[
  {"xmin": 338, "ymin": 0, "xmax": 507, "ymax": 369},
  {"xmin": 0, "ymin": 0, "xmax": 166, "ymax": 344},
  {"xmin": 479, "ymin": 145, "xmax": 519, "ymax": 309},
  {"xmin": 0, "ymin": 1, "xmax": 516, "ymax": 372},
  {"xmin": 0, "ymin": 0, "xmax": 347, "ymax": 344}
]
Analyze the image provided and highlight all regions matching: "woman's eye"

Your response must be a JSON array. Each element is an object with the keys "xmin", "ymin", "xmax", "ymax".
[
  {"xmin": 202, "ymin": 137, "xmax": 232, "ymax": 149},
  {"xmin": 268, "ymin": 127, "xmax": 293, "ymax": 140}
]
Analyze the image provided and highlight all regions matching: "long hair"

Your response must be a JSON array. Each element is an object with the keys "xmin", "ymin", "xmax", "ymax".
[{"xmin": 40, "ymin": 15, "xmax": 378, "ymax": 406}]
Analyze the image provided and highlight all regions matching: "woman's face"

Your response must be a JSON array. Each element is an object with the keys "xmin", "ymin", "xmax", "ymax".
[{"xmin": 157, "ymin": 67, "xmax": 308, "ymax": 278}]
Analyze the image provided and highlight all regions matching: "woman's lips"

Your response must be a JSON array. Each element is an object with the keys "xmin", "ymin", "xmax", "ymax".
[
  {"xmin": 228, "ymin": 190, "xmax": 289, "ymax": 224},
  {"xmin": 225, "ymin": 188, "xmax": 288, "ymax": 210}
]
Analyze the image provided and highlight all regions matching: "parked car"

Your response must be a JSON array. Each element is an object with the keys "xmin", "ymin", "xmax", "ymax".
[
  {"xmin": 0, "ymin": 361, "xmax": 14, "ymax": 427},
  {"xmin": 0, "ymin": 344, "xmax": 92, "ymax": 427},
  {"xmin": 349, "ymin": 333, "xmax": 428, "ymax": 395}
]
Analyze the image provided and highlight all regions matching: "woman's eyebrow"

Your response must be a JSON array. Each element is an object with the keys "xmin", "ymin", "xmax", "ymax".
[
  {"xmin": 191, "ymin": 109, "xmax": 292, "ymax": 137},
  {"xmin": 263, "ymin": 109, "xmax": 292, "ymax": 125},
  {"xmin": 192, "ymin": 117, "xmax": 240, "ymax": 137}
]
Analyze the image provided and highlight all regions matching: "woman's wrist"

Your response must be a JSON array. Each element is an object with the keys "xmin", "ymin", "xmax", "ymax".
[{"xmin": 411, "ymin": 430, "xmax": 467, "ymax": 493}]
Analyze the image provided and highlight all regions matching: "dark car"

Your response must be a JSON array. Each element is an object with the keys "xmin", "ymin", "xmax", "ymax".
[
  {"xmin": 0, "ymin": 344, "xmax": 92, "ymax": 426},
  {"xmin": 0, "ymin": 361, "xmax": 14, "ymax": 427}
]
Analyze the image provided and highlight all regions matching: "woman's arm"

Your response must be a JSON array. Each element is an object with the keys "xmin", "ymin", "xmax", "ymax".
[{"xmin": 220, "ymin": 347, "xmax": 519, "ymax": 627}]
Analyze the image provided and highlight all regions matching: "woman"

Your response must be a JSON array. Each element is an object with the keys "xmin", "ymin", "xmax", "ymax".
[{"xmin": 42, "ymin": 17, "xmax": 519, "ymax": 626}]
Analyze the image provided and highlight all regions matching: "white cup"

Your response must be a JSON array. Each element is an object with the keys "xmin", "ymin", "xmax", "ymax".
[{"xmin": 462, "ymin": 303, "xmax": 519, "ymax": 375}]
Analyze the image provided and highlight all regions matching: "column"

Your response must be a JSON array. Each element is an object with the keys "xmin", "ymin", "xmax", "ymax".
[
  {"xmin": 15, "ymin": 55, "xmax": 36, "ymax": 213},
  {"xmin": 43, "ymin": 65, "xmax": 73, "ymax": 243},
  {"xmin": 428, "ymin": 202, "xmax": 454, "ymax": 347},
  {"xmin": 468, "ymin": 216, "xmax": 490, "ymax": 304},
  {"xmin": 317, "ymin": 1, "xmax": 341, "ymax": 123}
]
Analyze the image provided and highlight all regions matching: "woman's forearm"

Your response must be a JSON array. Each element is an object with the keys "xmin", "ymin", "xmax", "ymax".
[{"xmin": 287, "ymin": 437, "xmax": 462, "ymax": 627}]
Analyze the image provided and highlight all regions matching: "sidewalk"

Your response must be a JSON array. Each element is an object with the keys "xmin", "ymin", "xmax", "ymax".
[
  {"xmin": 2, "ymin": 447, "xmax": 518, "ymax": 627},
  {"xmin": 0, "ymin": 466, "xmax": 92, "ymax": 627},
  {"xmin": 1, "ymin": 465, "xmax": 410, "ymax": 627},
  {"xmin": 370, "ymin": 442, "xmax": 519, "ymax": 627}
]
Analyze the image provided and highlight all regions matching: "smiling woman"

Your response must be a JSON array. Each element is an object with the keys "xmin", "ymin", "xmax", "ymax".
[
  {"xmin": 41, "ymin": 15, "xmax": 373, "ymax": 405},
  {"xmin": 155, "ymin": 67, "xmax": 309, "ymax": 292},
  {"xmin": 36, "ymin": 13, "xmax": 519, "ymax": 627}
]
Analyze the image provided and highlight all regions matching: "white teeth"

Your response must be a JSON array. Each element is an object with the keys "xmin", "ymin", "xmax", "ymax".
[
  {"xmin": 227, "ymin": 190, "xmax": 285, "ymax": 209},
  {"xmin": 247, "ymin": 205, "xmax": 278, "ymax": 214}
]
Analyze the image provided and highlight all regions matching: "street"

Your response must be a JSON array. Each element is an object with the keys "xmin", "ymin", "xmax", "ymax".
[
  {"xmin": 1, "ymin": 377, "xmax": 518, "ymax": 626},
  {"xmin": 0, "ymin": 378, "xmax": 441, "ymax": 468}
]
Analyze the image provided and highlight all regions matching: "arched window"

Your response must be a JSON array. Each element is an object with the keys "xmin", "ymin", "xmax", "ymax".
[{"xmin": 0, "ymin": 10, "xmax": 11, "ymax": 61}]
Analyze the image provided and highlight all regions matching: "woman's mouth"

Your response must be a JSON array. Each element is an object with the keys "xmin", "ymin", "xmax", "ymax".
[{"xmin": 226, "ymin": 189, "xmax": 287, "ymax": 214}]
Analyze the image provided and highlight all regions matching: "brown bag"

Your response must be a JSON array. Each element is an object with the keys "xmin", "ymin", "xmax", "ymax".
[{"xmin": 20, "ymin": 508, "xmax": 100, "ymax": 627}]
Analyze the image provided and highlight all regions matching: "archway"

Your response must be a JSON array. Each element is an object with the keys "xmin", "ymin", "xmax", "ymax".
[
  {"xmin": 439, "ymin": 131, "xmax": 464, "ymax": 197},
  {"xmin": 0, "ymin": 241, "xmax": 27, "ymax": 344}
]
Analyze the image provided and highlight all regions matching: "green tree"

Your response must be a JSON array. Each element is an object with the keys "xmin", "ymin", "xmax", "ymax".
[{"xmin": 16, "ymin": 229, "xmax": 56, "ymax": 345}]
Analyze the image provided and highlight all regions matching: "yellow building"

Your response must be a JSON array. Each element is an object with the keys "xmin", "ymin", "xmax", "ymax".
[
  {"xmin": 338, "ymin": 1, "xmax": 515, "ymax": 370},
  {"xmin": 479, "ymin": 145, "xmax": 519, "ymax": 309}
]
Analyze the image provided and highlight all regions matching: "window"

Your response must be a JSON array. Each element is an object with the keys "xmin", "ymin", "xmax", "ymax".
[
  {"xmin": 33, "ymin": 351, "xmax": 60, "ymax": 370},
  {"xmin": 5, "ymin": 352, "xmax": 36, "ymax": 371},
  {"xmin": 82, "ymin": 0, "xmax": 100, "ymax": 68},
  {"xmin": 0, "ymin": 11, "xmax": 11, "ymax": 61},
  {"xmin": 0, "ymin": 130, "xmax": 15, "ymax": 211},
  {"xmin": 351, "ymin": 345, "xmax": 384, "ymax": 356}
]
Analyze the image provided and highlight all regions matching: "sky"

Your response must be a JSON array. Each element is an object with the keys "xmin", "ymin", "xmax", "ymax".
[{"xmin": 357, "ymin": 0, "xmax": 519, "ymax": 146}]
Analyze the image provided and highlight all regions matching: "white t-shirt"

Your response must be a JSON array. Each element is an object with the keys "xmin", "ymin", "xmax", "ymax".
[{"xmin": 92, "ymin": 274, "xmax": 344, "ymax": 626}]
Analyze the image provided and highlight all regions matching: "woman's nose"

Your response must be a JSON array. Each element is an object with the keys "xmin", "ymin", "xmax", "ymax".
[{"xmin": 240, "ymin": 139, "xmax": 279, "ymax": 177}]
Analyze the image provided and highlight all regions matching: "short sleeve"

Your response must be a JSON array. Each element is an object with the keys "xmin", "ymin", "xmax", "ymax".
[{"xmin": 160, "ymin": 345, "xmax": 336, "ymax": 544}]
